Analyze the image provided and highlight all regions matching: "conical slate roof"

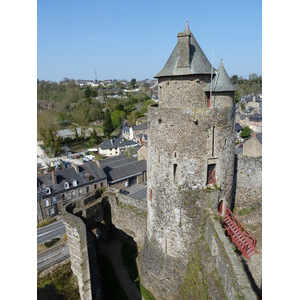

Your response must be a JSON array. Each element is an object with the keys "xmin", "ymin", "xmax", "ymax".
[
  {"xmin": 204, "ymin": 59, "xmax": 238, "ymax": 92},
  {"xmin": 155, "ymin": 22, "xmax": 216, "ymax": 78}
]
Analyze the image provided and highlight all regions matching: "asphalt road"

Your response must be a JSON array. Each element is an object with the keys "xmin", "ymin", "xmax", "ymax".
[
  {"xmin": 37, "ymin": 219, "xmax": 66, "ymax": 245},
  {"xmin": 123, "ymin": 184, "xmax": 147, "ymax": 201},
  {"xmin": 37, "ymin": 244, "xmax": 70, "ymax": 271}
]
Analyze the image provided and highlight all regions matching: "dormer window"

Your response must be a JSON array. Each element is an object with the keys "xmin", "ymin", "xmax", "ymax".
[
  {"xmin": 46, "ymin": 187, "xmax": 51, "ymax": 195},
  {"xmin": 64, "ymin": 182, "xmax": 69, "ymax": 189},
  {"xmin": 72, "ymin": 180, "xmax": 77, "ymax": 187}
]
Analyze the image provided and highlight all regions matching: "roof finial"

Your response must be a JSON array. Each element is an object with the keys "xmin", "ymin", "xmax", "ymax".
[
  {"xmin": 220, "ymin": 58, "xmax": 223, "ymax": 66},
  {"xmin": 186, "ymin": 21, "xmax": 189, "ymax": 28}
]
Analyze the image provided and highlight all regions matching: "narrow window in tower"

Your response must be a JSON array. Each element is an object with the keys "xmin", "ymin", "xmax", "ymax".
[
  {"xmin": 150, "ymin": 188, "xmax": 152, "ymax": 201},
  {"xmin": 212, "ymin": 126, "xmax": 215, "ymax": 156},
  {"xmin": 174, "ymin": 152, "xmax": 177, "ymax": 158},
  {"xmin": 173, "ymin": 164, "xmax": 177, "ymax": 181},
  {"xmin": 224, "ymin": 138, "xmax": 227, "ymax": 147}
]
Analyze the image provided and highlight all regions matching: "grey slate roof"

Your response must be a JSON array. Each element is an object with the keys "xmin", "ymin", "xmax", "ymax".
[
  {"xmin": 249, "ymin": 113, "xmax": 262, "ymax": 122},
  {"xmin": 102, "ymin": 157, "xmax": 137, "ymax": 171},
  {"xmin": 37, "ymin": 161, "xmax": 107, "ymax": 198},
  {"xmin": 132, "ymin": 124, "xmax": 147, "ymax": 131},
  {"xmin": 155, "ymin": 23, "xmax": 216, "ymax": 78},
  {"xmin": 100, "ymin": 154, "xmax": 147, "ymax": 183},
  {"xmin": 235, "ymin": 123, "xmax": 243, "ymax": 132},
  {"xmin": 99, "ymin": 138, "xmax": 137, "ymax": 150},
  {"xmin": 256, "ymin": 132, "xmax": 262, "ymax": 144},
  {"xmin": 203, "ymin": 59, "xmax": 238, "ymax": 92},
  {"xmin": 101, "ymin": 154, "xmax": 129, "ymax": 166},
  {"xmin": 108, "ymin": 160, "xmax": 147, "ymax": 183}
]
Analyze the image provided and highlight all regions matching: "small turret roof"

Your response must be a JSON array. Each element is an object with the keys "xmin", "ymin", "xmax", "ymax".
[
  {"xmin": 204, "ymin": 59, "xmax": 238, "ymax": 92},
  {"xmin": 155, "ymin": 22, "xmax": 216, "ymax": 78}
]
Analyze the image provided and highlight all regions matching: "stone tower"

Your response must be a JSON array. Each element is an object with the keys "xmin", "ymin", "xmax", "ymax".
[{"xmin": 139, "ymin": 22, "xmax": 238, "ymax": 299}]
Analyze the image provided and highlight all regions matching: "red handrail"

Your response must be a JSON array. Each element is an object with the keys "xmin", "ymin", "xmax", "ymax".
[{"xmin": 225, "ymin": 206, "xmax": 257, "ymax": 248}]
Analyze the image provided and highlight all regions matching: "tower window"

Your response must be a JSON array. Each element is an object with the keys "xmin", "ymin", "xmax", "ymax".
[
  {"xmin": 212, "ymin": 126, "xmax": 215, "ymax": 156},
  {"xmin": 224, "ymin": 138, "xmax": 227, "ymax": 146},
  {"xmin": 173, "ymin": 164, "xmax": 177, "ymax": 181}
]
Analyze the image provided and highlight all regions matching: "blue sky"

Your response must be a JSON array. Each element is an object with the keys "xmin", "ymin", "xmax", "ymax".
[{"xmin": 37, "ymin": 0, "xmax": 262, "ymax": 82}]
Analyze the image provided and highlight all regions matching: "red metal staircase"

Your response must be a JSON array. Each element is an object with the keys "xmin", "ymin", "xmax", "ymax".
[{"xmin": 222, "ymin": 206, "xmax": 258, "ymax": 259}]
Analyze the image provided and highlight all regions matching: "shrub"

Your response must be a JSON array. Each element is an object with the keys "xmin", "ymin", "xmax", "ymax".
[
  {"xmin": 37, "ymin": 218, "xmax": 57, "ymax": 228},
  {"xmin": 44, "ymin": 238, "xmax": 60, "ymax": 248}
]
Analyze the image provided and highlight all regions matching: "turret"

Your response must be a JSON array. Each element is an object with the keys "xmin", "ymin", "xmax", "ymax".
[{"xmin": 139, "ymin": 23, "xmax": 237, "ymax": 299}]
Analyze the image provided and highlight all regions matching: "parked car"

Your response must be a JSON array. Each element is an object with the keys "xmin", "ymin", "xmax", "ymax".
[{"xmin": 121, "ymin": 190, "xmax": 129, "ymax": 195}]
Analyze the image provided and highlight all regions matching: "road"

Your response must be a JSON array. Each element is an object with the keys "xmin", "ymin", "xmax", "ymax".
[
  {"xmin": 37, "ymin": 219, "xmax": 66, "ymax": 244},
  {"xmin": 37, "ymin": 244, "xmax": 70, "ymax": 271},
  {"xmin": 123, "ymin": 184, "xmax": 147, "ymax": 201}
]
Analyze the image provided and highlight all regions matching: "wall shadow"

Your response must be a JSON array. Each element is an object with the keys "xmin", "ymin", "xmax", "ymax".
[
  {"xmin": 240, "ymin": 256, "xmax": 262, "ymax": 300},
  {"xmin": 96, "ymin": 226, "xmax": 142, "ymax": 300}
]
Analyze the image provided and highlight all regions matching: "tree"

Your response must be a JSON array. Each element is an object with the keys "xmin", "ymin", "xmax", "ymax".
[
  {"xmin": 111, "ymin": 110, "xmax": 125, "ymax": 129},
  {"xmin": 103, "ymin": 109, "xmax": 114, "ymax": 137},
  {"xmin": 129, "ymin": 78, "xmax": 136, "ymax": 89},
  {"xmin": 240, "ymin": 126, "xmax": 252, "ymax": 138},
  {"xmin": 88, "ymin": 128, "xmax": 100, "ymax": 147},
  {"xmin": 37, "ymin": 111, "xmax": 61, "ymax": 155},
  {"xmin": 123, "ymin": 146, "xmax": 137, "ymax": 157},
  {"xmin": 231, "ymin": 75, "xmax": 238, "ymax": 84},
  {"xmin": 85, "ymin": 86, "xmax": 92, "ymax": 98},
  {"xmin": 127, "ymin": 111, "xmax": 140, "ymax": 126}
]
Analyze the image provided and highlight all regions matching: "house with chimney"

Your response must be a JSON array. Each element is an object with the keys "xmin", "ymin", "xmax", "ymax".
[
  {"xmin": 37, "ymin": 161, "xmax": 107, "ymax": 221},
  {"xmin": 121, "ymin": 124, "xmax": 148, "ymax": 141},
  {"xmin": 98, "ymin": 138, "xmax": 137, "ymax": 157}
]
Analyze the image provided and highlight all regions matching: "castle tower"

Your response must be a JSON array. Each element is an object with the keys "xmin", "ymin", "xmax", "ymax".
[{"xmin": 139, "ymin": 22, "xmax": 237, "ymax": 298}]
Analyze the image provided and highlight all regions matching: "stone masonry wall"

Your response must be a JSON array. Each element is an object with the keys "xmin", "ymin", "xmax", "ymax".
[
  {"xmin": 205, "ymin": 210, "xmax": 257, "ymax": 299},
  {"xmin": 234, "ymin": 155, "xmax": 262, "ymax": 207},
  {"xmin": 62, "ymin": 203, "xmax": 93, "ymax": 300},
  {"xmin": 146, "ymin": 105, "xmax": 235, "ymax": 258},
  {"xmin": 158, "ymin": 75, "xmax": 211, "ymax": 109},
  {"xmin": 107, "ymin": 188, "xmax": 147, "ymax": 249}
]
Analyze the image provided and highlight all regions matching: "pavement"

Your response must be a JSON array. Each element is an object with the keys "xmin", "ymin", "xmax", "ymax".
[
  {"xmin": 37, "ymin": 143, "xmax": 83, "ymax": 170},
  {"xmin": 122, "ymin": 184, "xmax": 147, "ymax": 201}
]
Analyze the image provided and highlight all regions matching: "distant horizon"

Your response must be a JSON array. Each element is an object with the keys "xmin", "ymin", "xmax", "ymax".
[
  {"xmin": 37, "ymin": 73, "xmax": 262, "ymax": 84},
  {"xmin": 38, "ymin": 0, "xmax": 262, "ymax": 83}
]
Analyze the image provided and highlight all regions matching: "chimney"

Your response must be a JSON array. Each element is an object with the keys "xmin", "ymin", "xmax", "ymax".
[
  {"xmin": 73, "ymin": 164, "xmax": 79, "ymax": 173},
  {"xmin": 252, "ymin": 132, "xmax": 257, "ymax": 138},
  {"xmin": 51, "ymin": 170, "xmax": 57, "ymax": 185},
  {"xmin": 177, "ymin": 21, "xmax": 191, "ymax": 68},
  {"xmin": 95, "ymin": 159, "xmax": 101, "ymax": 169}
]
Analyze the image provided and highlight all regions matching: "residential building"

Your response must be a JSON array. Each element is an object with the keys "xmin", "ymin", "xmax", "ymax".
[
  {"xmin": 249, "ymin": 113, "xmax": 262, "ymax": 133},
  {"xmin": 37, "ymin": 161, "xmax": 107, "ymax": 221},
  {"xmin": 100, "ymin": 154, "xmax": 147, "ymax": 188},
  {"xmin": 243, "ymin": 132, "xmax": 262, "ymax": 157},
  {"xmin": 235, "ymin": 123, "xmax": 243, "ymax": 141},
  {"xmin": 99, "ymin": 138, "xmax": 137, "ymax": 157},
  {"xmin": 121, "ymin": 124, "xmax": 148, "ymax": 141},
  {"xmin": 137, "ymin": 144, "xmax": 147, "ymax": 161}
]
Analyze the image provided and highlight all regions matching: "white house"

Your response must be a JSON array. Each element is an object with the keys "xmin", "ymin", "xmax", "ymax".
[{"xmin": 99, "ymin": 138, "xmax": 137, "ymax": 157}]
